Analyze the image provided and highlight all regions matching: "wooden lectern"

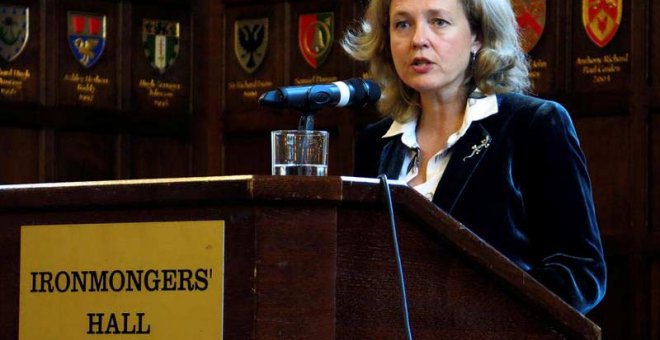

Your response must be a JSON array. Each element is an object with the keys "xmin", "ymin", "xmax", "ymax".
[{"xmin": 0, "ymin": 176, "xmax": 600, "ymax": 339}]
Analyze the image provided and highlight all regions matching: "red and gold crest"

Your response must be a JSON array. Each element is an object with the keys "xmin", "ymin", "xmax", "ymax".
[
  {"xmin": 298, "ymin": 12, "xmax": 334, "ymax": 69},
  {"xmin": 582, "ymin": 0, "xmax": 622, "ymax": 48},
  {"xmin": 512, "ymin": 0, "xmax": 546, "ymax": 53}
]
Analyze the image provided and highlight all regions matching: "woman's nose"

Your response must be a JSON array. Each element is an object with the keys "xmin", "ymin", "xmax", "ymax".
[{"xmin": 412, "ymin": 24, "xmax": 430, "ymax": 48}]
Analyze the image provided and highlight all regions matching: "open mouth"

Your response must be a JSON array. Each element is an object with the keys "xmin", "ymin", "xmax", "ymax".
[{"xmin": 412, "ymin": 58, "xmax": 432, "ymax": 66}]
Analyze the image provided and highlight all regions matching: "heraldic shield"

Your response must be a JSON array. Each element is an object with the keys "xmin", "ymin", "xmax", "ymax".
[
  {"xmin": 582, "ymin": 0, "xmax": 622, "ymax": 48},
  {"xmin": 298, "ymin": 12, "xmax": 334, "ymax": 69},
  {"xmin": 143, "ymin": 19, "xmax": 180, "ymax": 74},
  {"xmin": 512, "ymin": 0, "xmax": 546, "ymax": 53},
  {"xmin": 234, "ymin": 18, "xmax": 268, "ymax": 74},
  {"xmin": 0, "ymin": 5, "xmax": 29, "ymax": 62},
  {"xmin": 67, "ymin": 12, "xmax": 106, "ymax": 68}
]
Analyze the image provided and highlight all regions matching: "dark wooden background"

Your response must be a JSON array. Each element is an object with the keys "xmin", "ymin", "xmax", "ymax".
[{"xmin": 0, "ymin": 0, "xmax": 657, "ymax": 338}]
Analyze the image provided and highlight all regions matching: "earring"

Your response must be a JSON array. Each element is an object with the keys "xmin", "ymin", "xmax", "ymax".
[{"xmin": 470, "ymin": 51, "xmax": 476, "ymax": 65}]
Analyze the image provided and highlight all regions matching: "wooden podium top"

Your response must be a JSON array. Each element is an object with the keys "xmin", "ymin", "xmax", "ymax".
[{"xmin": 0, "ymin": 176, "xmax": 600, "ymax": 339}]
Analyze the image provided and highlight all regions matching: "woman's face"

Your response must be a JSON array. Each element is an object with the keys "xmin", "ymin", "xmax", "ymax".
[{"xmin": 389, "ymin": 0, "xmax": 480, "ymax": 99}]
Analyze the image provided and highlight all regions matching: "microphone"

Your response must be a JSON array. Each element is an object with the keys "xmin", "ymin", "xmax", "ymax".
[{"xmin": 258, "ymin": 78, "xmax": 381, "ymax": 111}]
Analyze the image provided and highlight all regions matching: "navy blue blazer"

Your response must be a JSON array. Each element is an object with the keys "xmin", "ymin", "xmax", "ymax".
[{"xmin": 354, "ymin": 93, "xmax": 606, "ymax": 314}]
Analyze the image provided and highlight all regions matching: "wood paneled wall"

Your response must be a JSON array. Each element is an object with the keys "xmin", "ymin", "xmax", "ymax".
[
  {"xmin": 0, "ymin": 0, "xmax": 196, "ymax": 182},
  {"xmin": 0, "ymin": 0, "xmax": 657, "ymax": 338}
]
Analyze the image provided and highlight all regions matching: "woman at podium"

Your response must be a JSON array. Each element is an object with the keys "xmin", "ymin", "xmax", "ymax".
[{"xmin": 342, "ymin": 0, "xmax": 606, "ymax": 313}]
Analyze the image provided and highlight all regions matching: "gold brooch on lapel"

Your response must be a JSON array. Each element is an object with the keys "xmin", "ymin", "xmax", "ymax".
[{"xmin": 462, "ymin": 136, "xmax": 491, "ymax": 162}]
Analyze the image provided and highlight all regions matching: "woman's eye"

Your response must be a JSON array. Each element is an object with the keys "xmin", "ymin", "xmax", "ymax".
[
  {"xmin": 432, "ymin": 18, "xmax": 449, "ymax": 27},
  {"xmin": 393, "ymin": 20, "xmax": 410, "ymax": 30}
]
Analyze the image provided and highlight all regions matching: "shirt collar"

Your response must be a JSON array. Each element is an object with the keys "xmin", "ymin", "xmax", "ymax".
[
  {"xmin": 382, "ymin": 91, "xmax": 499, "ymax": 148},
  {"xmin": 466, "ymin": 91, "xmax": 499, "ymax": 122},
  {"xmin": 383, "ymin": 115, "xmax": 418, "ymax": 148}
]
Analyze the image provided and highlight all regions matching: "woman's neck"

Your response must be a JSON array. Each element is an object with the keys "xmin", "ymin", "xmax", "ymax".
[
  {"xmin": 407, "ymin": 88, "xmax": 468, "ymax": 187},
  {"xmin": 417, "ymin": 88, "xmax": 468, "ymax": 137}
]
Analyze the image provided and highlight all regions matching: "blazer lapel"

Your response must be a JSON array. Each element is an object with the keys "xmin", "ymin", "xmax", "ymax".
[
  {"xmin": 378, "ymin": 138, "xmax": 408, "ymax": 178},
  {"xmin": 433, "ymin": 123, "xmax": 492, "ymax": 213}
]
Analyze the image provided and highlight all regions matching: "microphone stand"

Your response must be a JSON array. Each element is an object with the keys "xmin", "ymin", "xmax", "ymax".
[
  {"xmin": 296, "ymin": 111, "xmax": 316, "ymax": 175},
  {"xmin": 297, "ymin": 111, "xmax": 315, "ymax": 131}
]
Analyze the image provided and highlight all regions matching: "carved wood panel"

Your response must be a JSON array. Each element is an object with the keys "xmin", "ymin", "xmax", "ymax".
[
  {"xmin": 0, "ymin": 127, "xmax": 40, "ymax": 184},
  {"xmin": 652, "ymin": 0, "xmax": 660, "ymax": 93},
  {"xmin": 652, "ymin": 114, "xmax": 660, "ymax": 235},
  {"xmin": 53, "ymin": 130, "xmax": 117, "ymax": 181},
  {"xmin": 652, "ymin": 260, "xmax": 660, "ymax": 340},
  {"xmin": 574, "ymin": 116, "xmax": 632, "ymax": 235},
  {"xmin": 128, "ymin": 135, "xmax": 191, "ymax": 179},
  {"xmin": 586, "ymin": 256, "xmax": 634, "ymax": 339}
]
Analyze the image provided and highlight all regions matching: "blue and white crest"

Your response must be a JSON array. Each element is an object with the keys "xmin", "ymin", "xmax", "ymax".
[{"xmin": 0, "ymin": 5, "xmax": 29, "ymax": 62}]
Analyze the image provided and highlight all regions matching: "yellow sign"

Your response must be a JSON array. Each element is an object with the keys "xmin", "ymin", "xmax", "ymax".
[{"xmin": 19, "ymin": 221, "xmax": 224, "ymax": 339}]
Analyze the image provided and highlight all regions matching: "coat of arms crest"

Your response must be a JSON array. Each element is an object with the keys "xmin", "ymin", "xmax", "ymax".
[
  {"xmin": 67, "ymin": 12, "xmax": 106, "ymax": 68},
  {"xmin": 582, "ymin": 0, "xmax": 622, "ymax": 48},
  {"xmin": 143, "ymin": 19, "xmax": 180, "ymax": 74},
  {"xmin": 234, "ymin": 18, "xmax": 268, "ymax": 74},
  {"xmin": 0, "ymin": 5, "xmax": 29, "ymax": 62},
  {"xmin": 512, "ymin": 0, "xmax": 546, "ymax": 53},
  {"xmin": 298, "ymin": 12, "xmax": 334, "ymax": 69}
]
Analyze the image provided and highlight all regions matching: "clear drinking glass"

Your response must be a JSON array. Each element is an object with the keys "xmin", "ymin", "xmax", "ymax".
[{"xmin": 271, "ymin": 130, "xmax": 329, "ymax": 176}]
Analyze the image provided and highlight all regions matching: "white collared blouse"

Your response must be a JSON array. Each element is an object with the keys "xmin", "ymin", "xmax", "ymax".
[{"xmin": 381, "ymin": 93, "xmax": 499, "ymax": 200}]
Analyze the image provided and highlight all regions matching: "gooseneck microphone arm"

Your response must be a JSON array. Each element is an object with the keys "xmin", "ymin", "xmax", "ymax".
[{"xmin": 298, "ymin": 113, "xmax": 314, "ymax": 131}]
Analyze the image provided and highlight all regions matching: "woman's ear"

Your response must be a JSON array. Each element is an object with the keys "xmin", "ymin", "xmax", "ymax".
[{"xmin": 472, "ymin": 35, "xmax": 482, "ymax": 53}]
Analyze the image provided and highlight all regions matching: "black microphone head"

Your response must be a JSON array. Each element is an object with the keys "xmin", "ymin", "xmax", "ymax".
[
  {"xmin": 259, "ymin": 85, "xmax": 319, "ymax": 110},
  {"xmin": 258, "ymin": 89, "xmax": 287, "ymax": 108},
  {"xmin": 344, "ymin": 78, "xmax": 381, "ymax": 108}
]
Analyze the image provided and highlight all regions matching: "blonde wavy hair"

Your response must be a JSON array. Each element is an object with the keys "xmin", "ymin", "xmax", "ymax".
[{"xmin": 342, "ymin": 0, "xmax": 530, "ymax": 122}]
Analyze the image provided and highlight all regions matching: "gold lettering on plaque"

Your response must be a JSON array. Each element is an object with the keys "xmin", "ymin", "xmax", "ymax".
[
  {"xmin": 293, "ymin": 75, "xmax": 338, "ymax": 85},
  {"xmin": 575, "ymin": 52, "xmax": 629, "ymax": 85},
  {"xmin": 63, "ymin": 73, "xmax": 110, "ymax": 103},
  {"xmin": 528, "ymin": 58, "xmax": 548, "ymax": 81},
  {"xmin": 227, "ymin": 79, "xmax": 274, "ymax": 100},
  {"xmin": 0, "ymin": 68, "xmax": 31, "ymax": 98},
  {"xmin": 138, "ymin": 79, "xmax": 183, "ymax": 108}
]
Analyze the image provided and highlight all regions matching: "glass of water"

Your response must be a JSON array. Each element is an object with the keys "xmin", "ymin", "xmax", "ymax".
[{"xmin": 271, "ymin": 130, "xmax": 329, "ymax": 176}]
